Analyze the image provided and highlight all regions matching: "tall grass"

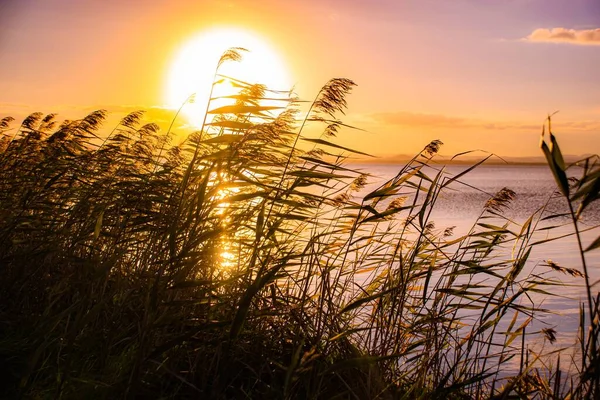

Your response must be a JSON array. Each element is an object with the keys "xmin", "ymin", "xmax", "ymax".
[{"xmin": 1, "ymin": 49, "xmax": 599, "ymax": 399}]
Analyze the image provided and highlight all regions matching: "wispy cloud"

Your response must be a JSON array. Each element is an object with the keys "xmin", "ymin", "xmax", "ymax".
[
  {"xmin": 369, "ymin": 111, "xmax": 539, "ymax": 130},
  {"xmin": 369, "ymin": 112, "xmax": 470, "ymax": 128},
  {"xmin": 369, "ymin": 111, "xmax": 600, "ymax": 131},
  {"xmin": 523, "ymin": 27, "xmax": 600, "ymax": 46}
]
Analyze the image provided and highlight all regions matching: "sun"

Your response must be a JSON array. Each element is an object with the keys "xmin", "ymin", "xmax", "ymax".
[{"xmin": 165, "ymin": 27, "xmax": 291, "ymax": 127}]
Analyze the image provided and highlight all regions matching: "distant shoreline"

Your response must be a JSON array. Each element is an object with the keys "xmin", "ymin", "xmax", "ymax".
[{"xmin": 347, "ymin": 155, "xmax": 592, "ymax": 166}]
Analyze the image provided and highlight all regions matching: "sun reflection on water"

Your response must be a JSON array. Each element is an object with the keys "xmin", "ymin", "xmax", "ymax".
[
  {"xmin": 213, "ymin": 174, "xmax": 240, "ymax": 270},
  {"xmin": 219, "ymin": 248, "xmax": 237, "ymax": 269}
]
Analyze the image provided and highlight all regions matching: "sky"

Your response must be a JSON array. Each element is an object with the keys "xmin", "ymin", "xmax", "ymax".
[{"xmin": 1, "ymin": 0, "xmax": 599, "ymax": 159}]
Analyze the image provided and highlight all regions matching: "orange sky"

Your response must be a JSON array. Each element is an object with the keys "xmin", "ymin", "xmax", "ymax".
[{"xmin": 1, "ymin": 0, "xmax": 599, "ymax": 158}]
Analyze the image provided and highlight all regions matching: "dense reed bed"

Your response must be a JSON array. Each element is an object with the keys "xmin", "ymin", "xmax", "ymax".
[{"xmin": 1, "ymin": 50, "xmax": 600, "ymax": 399}]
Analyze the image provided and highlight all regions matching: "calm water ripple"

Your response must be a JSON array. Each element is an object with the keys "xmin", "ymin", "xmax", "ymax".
[{"xmin": 351, "ymin": 163, "xmax": 600, "ymax": 372}]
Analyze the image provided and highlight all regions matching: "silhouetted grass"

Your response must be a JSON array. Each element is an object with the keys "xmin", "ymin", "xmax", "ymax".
[{"xmin": 1, "ymin": 49, "xmax": 599, "ymax": 399}]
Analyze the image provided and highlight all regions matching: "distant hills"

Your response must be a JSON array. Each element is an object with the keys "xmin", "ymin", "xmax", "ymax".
[{"xmin": 349, "ymin": 153, "xmax": 596, "ymax": 165}]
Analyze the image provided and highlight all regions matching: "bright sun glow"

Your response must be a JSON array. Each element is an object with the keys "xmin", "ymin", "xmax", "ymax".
[{"xmin": 166, "ymin": 27, "xmax": 291, "ymax": 127}]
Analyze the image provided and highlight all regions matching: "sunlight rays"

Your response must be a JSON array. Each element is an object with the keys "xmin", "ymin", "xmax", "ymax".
[{"xmin": 165, "ymin": 27, "xmax": 291, "ymax": 127}]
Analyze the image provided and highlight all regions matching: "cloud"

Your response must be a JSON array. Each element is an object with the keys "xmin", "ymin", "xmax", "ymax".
[
  {"xmin": 369, "ymin": 111, "xmax": 539, "ymax": 130},
  {"xmin": 523, "ymin": 27, "xmax": 600, "ymax": 46},
  {"xmin": 369, "ymin": 111, "xmax": 470, "ymax": 128},
  {"xmin": 368, "ymin": 111, "xmax": 600, "ymax": 131}
]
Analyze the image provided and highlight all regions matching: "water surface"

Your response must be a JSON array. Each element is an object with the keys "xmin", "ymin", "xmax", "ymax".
[{"xmin": 350, "ymin": 163, "xmax": 600, "ymax": 370}]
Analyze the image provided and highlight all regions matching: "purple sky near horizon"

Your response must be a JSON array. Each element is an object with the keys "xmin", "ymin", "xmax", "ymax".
[{"xmin": 0, "ymin": 0, "xmax": 598, "ymax": 157}]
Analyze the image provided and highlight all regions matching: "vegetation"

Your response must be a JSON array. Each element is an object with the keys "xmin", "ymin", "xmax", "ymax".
[{"xmin": 1, "ymin": 49, "xmax": 599, "ymax": 399}]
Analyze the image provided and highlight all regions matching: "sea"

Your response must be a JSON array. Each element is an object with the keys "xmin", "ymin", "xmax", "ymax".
[{"xmin": 349, "ymin": 162, "xmax": 600, "ymax": 374}]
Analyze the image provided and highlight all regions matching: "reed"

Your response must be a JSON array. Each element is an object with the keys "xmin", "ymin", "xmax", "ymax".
[{"xmin": 0, "ymin": 50, "xmax": 598, "ymax": 399}]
